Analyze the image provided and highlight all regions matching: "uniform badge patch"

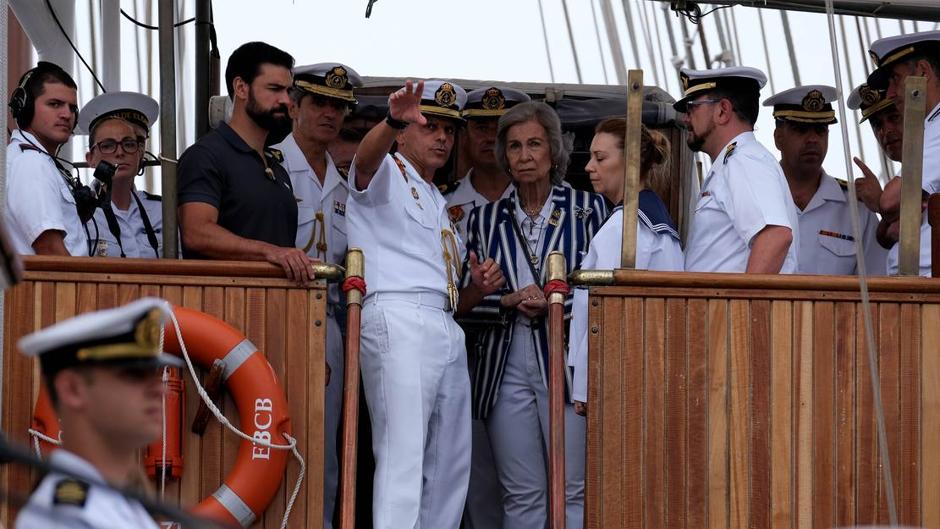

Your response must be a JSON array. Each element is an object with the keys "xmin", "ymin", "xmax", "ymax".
[
  {"xmin": 53, "ymin": 479, "xmax": 89, "ymax": 507},
  {"xmin": 819, "ymin": 229, "xmax": 854, "ymax": 242},
  {"xmin": 723, "ymin": 142, "xmax": 737, "ymax": 164},
  {"xmin": 802, "ymin": 89, "xmax": 826, "ymax": 112},
  {"xmin": 435, "ymin": 83, "xmax": 457, "ymax": 108},
  {"xmin": 448, "ymin": 205, "xmax": 465, "ymax": 223},
  {"xmin": 326, "ymin": 66, "xmax": 348, "ymax": 89},
  {"xmin": 334, "ymin": 200, "xmax": 346, "ymax": 217},
  {"xmin": 859, "ymin": 84, "xmax": 881, "ymax": 106},
  {"xmin": 95, "ymin": 240, "xmax": 109, "ymax": 257},
  {"xmin": 482, "ymin": 88, "xmax": 506, "ymax": 110}
]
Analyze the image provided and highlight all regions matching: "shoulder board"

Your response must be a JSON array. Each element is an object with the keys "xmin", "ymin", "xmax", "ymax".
[
  {"xmin": 266, "ymin": 148, "xmax": 284, "ymax": 163},
  {"xmin": 723, "ymin": 141, "xmax": 738, "ymax": 165},
  {"xmin": 835, "ymin": 178, "xmax": 849, "ymax": 191},
  {"xmin": 142, "ymin": 190, "xmax": 162, "ymax": 201},
  {"xmin": 337, "ymin": 166, "xmax": 349, "ymax": 180},
  {"xmin": 19, "ymin": 143, "xmax": 41, "ymax": 153},
  {"xmin": 638, "ymin": 189, "xmax": 680, "ymax": 240},
  {"xmin": 438, "ymin": 180, "xmax": 461, "ymax": 195},
  {"xmin": 53, "ymin": 478, "xmax": 89, "ymax": 508}
]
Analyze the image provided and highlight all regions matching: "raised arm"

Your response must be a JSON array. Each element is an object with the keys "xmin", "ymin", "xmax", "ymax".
[{"xmin": 354, "ymin": 80, "xmax": 427, "ymax": 191}]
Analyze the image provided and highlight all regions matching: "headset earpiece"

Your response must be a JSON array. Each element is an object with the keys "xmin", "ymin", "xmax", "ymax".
[{"xmin": 9, "ymin": 68, "xmax": 36, "ymax": 128}]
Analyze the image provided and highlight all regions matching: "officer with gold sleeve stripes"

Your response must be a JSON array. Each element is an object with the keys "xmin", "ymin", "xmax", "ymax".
[
  {"xmin": 14, "ymin": 298, "xmax": 183, "ymax": 529},
  {"xmin": 764, "ymin": 85, "xmax": 886, "ymax": 275}
]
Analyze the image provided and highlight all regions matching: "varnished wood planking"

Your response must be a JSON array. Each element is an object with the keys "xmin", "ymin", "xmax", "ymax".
[
  {"xmin": 748, "ymin": 300, "xmax": 771, "ymax": 529},
  {"xmin": 769, "ymin": 301, "xmax": 792, "ymax": 529},
  {"xmin": 793, "ymin": 302, "xmax": 813, "ymax": 529},
  {"xmin": 686, "ymin": 298, "xmax": 708, "ymax": 529},
  {"xmin": 584, "ymin": 295, "xmax": 603, "ymax": 529},
  {"xmin": 644, "ymin": 298, "xmax": 666, "ymax": 529},
  {"xmin": 707, "ymin": 299, "xmax": 729, "ymax": 529},
  {"xmin": 305, "ymin": 290, "xmax": 327, "ymax": 529},
  {"xmin": 922, "ymin": 304, "xmax": 940, "ymax": 529},
  {"xmin": 728, "ymin": 300, "xmax": 749, "ymax": 529},
  {"xmin": 877, "ymin": 303, "xmax": 901, "ymax": 524},
  {"xmin": 812, "ymin": 302, "xmax": 836, "ymax": 529},
  {"xmin": 1, "ymin": 265, "xmax": 328, "ymax": 529},
  {"xmin": 898, "ymin": 303, "xmax": 921, "ymax": 526},
  {"xmin": 834, "ymin": 302, "xmax": 856, "ymax": 528},
  {"xmin": 616, "ymin": 297, "xmax": 634, "ymax": 529},
  {"xmin": 665, "ymin": 298, "xmax": 688, "ymax": 529},
  {"xmin": 855, "ymin": 301, "xmax": 878, "ymax": 525}
]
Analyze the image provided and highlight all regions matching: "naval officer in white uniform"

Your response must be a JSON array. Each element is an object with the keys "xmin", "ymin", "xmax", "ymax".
[
  {"xmin": 677, "ymin": 66, "xmax": 800, "ymax": 274},
  {"xmin": 764, "ymin": 85, "xmax": 886, "ymax": 275},
  {"xmin": 347, "ymin": 79, "xmax": 504, "ymax": 529},
  {"xmin": 15, "ymin": 298, "xmax": 184, "ymax": 529},
  {"xmin": 79, "ymin": 92, "xmax": 163, "ymax": 258},
  {"xmin": 272, "ymin": 61, "xmax": 361, "ymax": 529},
  {"xmin": 866, "ymin": 31, "xmax": 940, "ymax": 276}
]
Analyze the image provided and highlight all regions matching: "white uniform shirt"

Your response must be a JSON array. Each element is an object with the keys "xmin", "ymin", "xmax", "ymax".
[
  {"xmin": 886, "ymin": 102, "xmax": 940, "ymax": 277},
  {"xmin": 5, "ymin": 130, "xmax": 89, "ymax": 256},
  {"xmin": 795, "ymin": 173, "xmax": 886, "ymax": 275},
  {"xmin": 685, "ymin": 131, "xmax": 800, "ymax": 273},
  {"xmin": 15, "ymin": 450, "xmax": 159, "ymax": 529},
  {"xmin": 348, "ymin": 153, "xmax": 465, "ymax": 297},
  {"xmin": 445, "ymin": 171, "xmax": 512, "ymax": 240},
  {"xmin": 567, "ymin": 207, "xmax": 684, "ymax": 402},
  {"xmin": 273, "ymin": 134, "xmax": 349, "ymax": 305},
  {"xmin": 88, "ymin": 189, "xmax": 163, "ymax": 258}
]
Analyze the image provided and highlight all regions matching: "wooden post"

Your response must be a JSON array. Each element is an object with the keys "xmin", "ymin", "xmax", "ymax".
[
  {"xmin": 338, "ymin": 248, "xmax": 364, "ymax": 529},
  {"xmin": 929, "ymin": 194, "xmax": 940, "ymax": 277},
  {"xmin": 621, "ymin": 70, "xmax": 644, "ymax": 268},
  {"xmin": 898, "ymin": 76, "xmax": 927, "ymax": 276},
  {"xmin": 546, "ymin": 251, "xmax": 568, "ymax": 529}
]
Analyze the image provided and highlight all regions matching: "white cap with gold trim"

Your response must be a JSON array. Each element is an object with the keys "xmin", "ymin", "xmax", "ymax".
[
  {"xmin": 673, "ymin": 66, "xmax": 767, "ymax": 113},
  {"xmin": 763, "ymin": 85, "xmax": 838, "ymax": 125}
]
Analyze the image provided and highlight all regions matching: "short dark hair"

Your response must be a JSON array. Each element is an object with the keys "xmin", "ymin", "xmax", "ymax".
[
  {"xmin": 224, "ymin": 41, "xmax": 294, "ymax": 99},
  {"xmin": 904, "ymin": 45, "xmax": 940, "ymax": 82},
  {"xmin": 709, "ymin": 87, "xmax": 760, "ymax": 126},
  {"xmin": 12, "ymin": 62, "xmax": 77, "ymax": 128}
]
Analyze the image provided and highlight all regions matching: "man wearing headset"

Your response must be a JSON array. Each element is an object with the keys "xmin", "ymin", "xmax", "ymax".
[
  {"xmin": 5, "ymin": 61, "xmax": 85, "ymax": 256},
  {"xmin": 80, "ymin": 92, "xmax": 164, "ymax": 258}
]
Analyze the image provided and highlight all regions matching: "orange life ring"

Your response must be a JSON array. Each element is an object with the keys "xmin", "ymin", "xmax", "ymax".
[{"xmin": 30, "ymin": 305, "xmax": 293, "ymax": 528}]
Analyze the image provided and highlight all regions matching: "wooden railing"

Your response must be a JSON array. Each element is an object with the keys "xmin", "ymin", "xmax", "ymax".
[
  {"xmin": 0, "ymin": 256, "xmax": 329, "ymax": 529},
  {"xmin": 584, "ymin": 270, "xmax": 940, "ymax": 529}
]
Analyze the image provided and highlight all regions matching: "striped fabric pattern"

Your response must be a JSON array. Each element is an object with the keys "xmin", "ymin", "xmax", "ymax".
[{"xmin": 461, "ymin": 184, "xmax": 608, "ymax": 419}]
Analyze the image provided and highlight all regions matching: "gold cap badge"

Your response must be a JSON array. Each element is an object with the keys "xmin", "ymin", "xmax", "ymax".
[
  {"xmin": 482, "ymin": 88, "xmax": 505, "ymax": 110},
  {"xmin": 326, "ymin": 66, "xmax": 348, "ymax": 89},
  {"xmin": 802, "ymin": 89, "xmax": 825, "ymax": 112},
  {"xmin": 435, "ymin": 83, "xmax": 457, "ymax": 108}
]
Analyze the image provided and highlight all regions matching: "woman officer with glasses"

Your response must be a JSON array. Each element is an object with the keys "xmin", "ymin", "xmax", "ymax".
[{"xmin": 80, "ymin": 92, "xmax": 163, "ymax": 258}]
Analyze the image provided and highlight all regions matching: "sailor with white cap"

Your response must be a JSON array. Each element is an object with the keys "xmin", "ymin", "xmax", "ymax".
[
  {"xmin": 444, "ymin": 86, "xmax": 530, "ymax": 240},
  {"xmin": 15, "ymin": 298, "xmax": 182, "ymax": 529},
  {"xmin": 347, "ymin": 80, "xmax": 505, "ymax": 529},
  {"xmin": 847, "ymin": 83, "xmax": 903, "ymax": 249},
  {"xmin": 676, "ymin": 66, "xmax": 800, "ymax": 273},
  {"xmin": 764, "ymin": 85, "xmax": 886, "ymax": 275},
  {"xmin": 80, "ymin": 91, "xmax": 163, "ymax": 258},
  {"xmin": 867, "ymin": 31, "xmax": 940, "ymax": 276},
  {"xmin": 272, "ymin": 62, "xmax": 361, "ymax": 529}
]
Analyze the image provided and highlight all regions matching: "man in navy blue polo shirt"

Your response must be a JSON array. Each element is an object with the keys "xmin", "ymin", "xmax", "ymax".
[{"xmin": 178, "ymin": 41, "xmax": 315, "ymax": 282}]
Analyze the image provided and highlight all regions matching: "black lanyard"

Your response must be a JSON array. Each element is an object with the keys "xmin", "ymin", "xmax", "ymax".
[
  {"xmin": 508, "ymin": 199, "xmax": 544, "ymax": 286},
  {"xmin": 131, "ymin": 192, "xmax": 160, "ymax": 258}
]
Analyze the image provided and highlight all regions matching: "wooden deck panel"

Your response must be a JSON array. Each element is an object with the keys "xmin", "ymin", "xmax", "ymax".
[{"xmin": 586, "ymin": 275, "xmax": 940, "ymax": 529}]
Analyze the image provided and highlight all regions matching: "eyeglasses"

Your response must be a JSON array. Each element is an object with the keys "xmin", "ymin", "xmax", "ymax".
[
  {"xmin": 91, "ymin": 137, "xmax": 142, "ymax": 155},
  {"xmin": 685, "ymin": 98, "xmax": 722, "ymax": 111}
]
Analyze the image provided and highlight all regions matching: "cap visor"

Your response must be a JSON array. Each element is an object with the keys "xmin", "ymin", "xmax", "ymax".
[
  {"xmin": 673, "ymin": 97, "xmax": 691, "ymax": 113},
  {"xmin": 866, "ymin": 67, "xmax": 890, "ymax": 91}
]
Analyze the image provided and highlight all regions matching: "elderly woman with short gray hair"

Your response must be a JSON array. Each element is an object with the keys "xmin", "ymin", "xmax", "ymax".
[{"xmin": 458, "ymin": 100, "xmax": 607, "ymax": 529}]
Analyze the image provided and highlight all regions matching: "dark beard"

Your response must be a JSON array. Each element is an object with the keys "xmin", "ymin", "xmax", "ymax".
[
  {"xmin": 686, "ymin": 133, "xmax": 705, "ymax": 152},
  {"xmin": 246, "ymin": 94, "xmax": 289, "ymax": 131}
]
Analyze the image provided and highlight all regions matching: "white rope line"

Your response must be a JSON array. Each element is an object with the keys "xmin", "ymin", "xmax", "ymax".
[
  {"xmin": 160, "ymin": 366, "xmax": 169, "ymax": 501},
  {"xmin": 27, "ymin": 429, "xmax": 62, "ymax": 454},
  {"xmin": 535, "ymin": 0, "xmax": 556, "ymax": 83},
  {"xmin": 165, "ymin": 310, "xmax": 305, "ymax": 529},
  {"xmin": 588, "ymin": 0, "xmax": 610, "ymax": 85},
  {"xmin": 757, "ymin": 9, "xmax": 775, "ymax": 94},
  {"xmin": 823, "ymin": 1, "xmax": 898, "ymax": 525}
]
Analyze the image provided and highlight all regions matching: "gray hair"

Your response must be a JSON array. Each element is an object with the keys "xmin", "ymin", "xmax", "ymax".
[{"xmin": 495, "ymin": 101, "xmax": 571, "ymax": 185}]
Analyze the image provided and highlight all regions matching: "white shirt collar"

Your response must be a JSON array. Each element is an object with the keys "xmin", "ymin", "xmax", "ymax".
[
  {"xmin": 283, "ymin": 133, "xmax": 347, "ymax": 196},
  {"xmin": 11, "ymin": 129, "xmax": 49, "ymax": 153},
  {"xmin": 49, "ymin": 449, "xmax": 106, "ymax": 482}
]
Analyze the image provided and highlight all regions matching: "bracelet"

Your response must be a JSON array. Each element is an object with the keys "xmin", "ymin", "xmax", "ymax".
[{"xmin": 385, "ymin": 112, "xmax": 409, "ymax": 130}]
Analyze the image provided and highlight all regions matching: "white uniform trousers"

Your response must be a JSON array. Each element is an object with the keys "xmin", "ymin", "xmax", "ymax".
[
  {"xmin": 465, "ymin": 401, "xmax": 504, "ymax": 528},
  {"xmin": 323, "ymin": 310, "xmax": 344, "ymax": 529},
  {"xmin": 485, "ymin": 323, "xmax": 586, "ymax": 529},
  {"xmin": 361, "ymin": 292, "xmax": 471, "ymax": 529}
]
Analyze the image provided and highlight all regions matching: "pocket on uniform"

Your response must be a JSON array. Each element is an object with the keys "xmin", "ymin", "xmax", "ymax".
[
  {"xmin": 401, "ymin": 202, "xmax": 435, "ymax": 256},
  {"xmin": 818, "ymin": 232, "xmax": 857, "ymax": 257}
]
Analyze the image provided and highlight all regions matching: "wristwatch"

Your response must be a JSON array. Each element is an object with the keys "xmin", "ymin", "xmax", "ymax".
[{"xmin": 385, "ymin": 112, "xmax": 409, "ymax": 130}]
